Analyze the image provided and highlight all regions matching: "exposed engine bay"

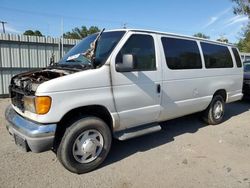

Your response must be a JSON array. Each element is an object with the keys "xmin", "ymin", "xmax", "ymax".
[
  {"xmin": 10, "ymin": 68, "xmax": 72, "ymax": 95},
  {"xmin": 9, "ymin": 68, "xmax": 74, "ymax": 111}
]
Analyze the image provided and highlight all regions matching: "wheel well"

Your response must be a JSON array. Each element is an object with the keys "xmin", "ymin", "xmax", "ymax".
[
  {"xmin": 213, "ymin": 89, "xmax": 227, "ymax": 102},
  {"xmin": 53, "ymin": 105, "xmax": 113, "ymax": 150}
]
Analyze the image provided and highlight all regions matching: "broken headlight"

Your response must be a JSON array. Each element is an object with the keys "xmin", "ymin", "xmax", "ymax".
[
  {"xmin": 23, "ymin": 96, "xmax": 52, "ymax": 115},
  {"xmin": 23, "ymin": 96, "xmax": 36, "ymax": 113}
]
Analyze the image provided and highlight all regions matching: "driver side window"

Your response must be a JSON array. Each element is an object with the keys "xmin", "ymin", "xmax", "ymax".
[{"xmin": 116, "ymin": 34, "xmax": 156, "ymax": 71}]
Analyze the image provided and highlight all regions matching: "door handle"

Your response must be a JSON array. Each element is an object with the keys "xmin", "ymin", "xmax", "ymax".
[{"xmin": 157, "ymin": 84, "xmax": 161, "ymax": 93}]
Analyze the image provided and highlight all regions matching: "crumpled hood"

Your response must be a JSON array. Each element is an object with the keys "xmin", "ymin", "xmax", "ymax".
[{"xmin": 10, "ymin": 68, "xmax": 73, "ymax": 95}]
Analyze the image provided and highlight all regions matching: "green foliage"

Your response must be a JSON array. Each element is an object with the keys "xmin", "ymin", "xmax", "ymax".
[
  {"xmin": 63, "ymin": 26, "xmax": 100, "ymax": 39},
  {"xmin": 232, "ymin": 0, "xmax": 250, "ymax": 16},
  {"xmin": 193, "ymin": 33, "xmax": 210, "ymax": 39},
  {"xmin": 23, "ymin": 30, "xmax": 43, "ymax": 36},
  {"xmin": 237, "ymin": 24, "xmax": 250, "ymax": 52},
  {"xmin": 232, "ymin": 0, "xmax": 250, "ymax": 52}
]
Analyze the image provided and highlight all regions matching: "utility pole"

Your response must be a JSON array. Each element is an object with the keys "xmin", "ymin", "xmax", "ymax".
[
  {"xmin": 0, "ymin": 21, "xmax": 7, "ymax": 33},
  {"xmin": 61, "ymin": 18, "xmax": 64, "ymax": 58}
]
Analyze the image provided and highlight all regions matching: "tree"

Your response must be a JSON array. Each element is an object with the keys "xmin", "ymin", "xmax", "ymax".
[
  {"xmin": 63, "ymin": 26, "xmax": 100, "ymax": 39},
  {"xmin": 23, "ymin": 30, "xmax": 43, "ymax": 36},
  {"xmin": 193, "ymin": 33, "xmax": 210, "ymax": 39},
  {"xmin": 34, "ymin": 30, "xmax": 43, "ymax": 36},
  {"xmin": 88, "ymin": 26, "xmax": 100, "ymax": 34},
  {"xmin": 232, "ymin": 0, "xmax": 250, "ymax": 52},
  {"xmin": 237, "ymin": 25, "xmax": 250, "ymax": 52},
  {"xmin": 232, "ymin": 0, "xmax": 250, "ymax": 16},
  {"xmin": 217, "ymin": 37, "xmax": 229, "ymax": 43}
]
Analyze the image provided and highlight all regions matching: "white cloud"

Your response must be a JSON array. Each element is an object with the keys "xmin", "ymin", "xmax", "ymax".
[
  {"xmin": 203, "ymin": 17, "xmax": 218, "ymax": 28},
  {"xmin": 203, "ymin": 7, "xmax": 231, "ymax": 29},
  {"xmin": 218, "ymin": 7, "xmax": 232, "ymax": 17},
  {"xmin": 225, "ymin": 15, "xmax": 248, "ymax": 27}
]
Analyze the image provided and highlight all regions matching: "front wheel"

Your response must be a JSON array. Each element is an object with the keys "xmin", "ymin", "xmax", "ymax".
[
  {"xmin": 202, "ymin": 95, "xmax": 225, "ymax": 125},
  {"xmin": 57, "ymin": 116, "xmax": 112, "ymax": 174}
]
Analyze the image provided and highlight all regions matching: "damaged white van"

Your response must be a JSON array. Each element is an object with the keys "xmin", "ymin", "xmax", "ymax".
[{"xmin": 5, "ymin": 29, "xmax": 243, "ymax": 174}]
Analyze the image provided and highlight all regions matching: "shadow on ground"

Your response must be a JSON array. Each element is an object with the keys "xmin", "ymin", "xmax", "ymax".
[{"xmin": 101, "ymin": 100, "xmax": 250, "ymax": 168}]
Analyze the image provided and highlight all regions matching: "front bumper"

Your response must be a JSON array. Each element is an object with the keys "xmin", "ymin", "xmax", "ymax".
[{"xmin": 5, "ymin": 105, "xmax": 57, "ymax": 153}]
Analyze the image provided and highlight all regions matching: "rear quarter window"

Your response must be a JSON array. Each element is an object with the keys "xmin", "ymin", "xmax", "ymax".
[
  {"xmin": 161, "ymin": 37, "xmax": 202, "ymax": 69},
  {"xmin": 201, "ymin": 42, "xmax": 233, "ymax": 68},
  {"xmin": 232, "ymin": 48, "xmax": 242, "ymax": 68}
]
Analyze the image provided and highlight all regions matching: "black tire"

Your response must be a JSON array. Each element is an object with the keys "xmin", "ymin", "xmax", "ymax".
[
  {"xmin": 202, "ymin": 95, "xmax": 225, "ymax": 125},
  {"xmin": 57, "ymin": 116, "xmax": 112, "ymax": 174}
]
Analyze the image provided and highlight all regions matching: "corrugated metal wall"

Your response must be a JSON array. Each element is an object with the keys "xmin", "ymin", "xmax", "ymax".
[{"xmin": 0, "ymin": 33, "xmax": 80, "ymax": 96}]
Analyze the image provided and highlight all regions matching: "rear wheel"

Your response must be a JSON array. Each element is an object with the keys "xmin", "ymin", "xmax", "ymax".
[
  {"xmin": 202, "ymin": 95, "xmax": 225, "ymax": 125},
  {"xmin": 57, "ymin": 116, "xmax": 112, "ymax": 174}
]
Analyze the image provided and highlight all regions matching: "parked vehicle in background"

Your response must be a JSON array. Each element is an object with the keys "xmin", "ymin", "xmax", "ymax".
[
  {"xmin": 5, "ymin": 29, "xmax": 243, "ymax": 174},
  {"xmin": 243, "ymin": 61, "xmax": 250, "ymax": 97},
  {"xmin": 241, "ymin": 52, "xmax": 250, "ymax": 62}
]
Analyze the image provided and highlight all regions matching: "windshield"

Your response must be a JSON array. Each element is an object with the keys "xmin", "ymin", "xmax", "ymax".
[
  {"xmin": 244, "ymin": 63, "xmax": 250, "ymax": 72},
  {"xmin": 59, "ymin": 31, "xmax": 125, "ymax": 67}
]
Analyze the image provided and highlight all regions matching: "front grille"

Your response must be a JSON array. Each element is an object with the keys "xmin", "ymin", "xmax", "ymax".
[{"xmin": 9, "ymin": 86, "xmax": 25, "ymax": 111}]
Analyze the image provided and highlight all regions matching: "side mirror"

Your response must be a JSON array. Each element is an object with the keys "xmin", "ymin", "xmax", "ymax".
[{"xmin": 116, "ymin": 54, "xmax": 134, "ymax": 72}]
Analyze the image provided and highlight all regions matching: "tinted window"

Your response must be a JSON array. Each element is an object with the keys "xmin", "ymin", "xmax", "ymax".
[
  {"xmin": 161, "ymin": 37, "xmax": 202, "ymax": 69},
  {"xmin": 232, "ymin": 48, "xmax": 242, "ymax": 67},
  {"xmin": 116, "ymin": 34, "xmax": 156, "ymax": 71},
  {"xmin": 201, "ymin": 42, "xmax": 233, "ymax": 68}
]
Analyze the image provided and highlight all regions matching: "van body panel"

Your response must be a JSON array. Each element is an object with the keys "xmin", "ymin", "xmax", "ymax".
[{"xmin": 110, "ymin": 31, "xmax": 162, "ymax": 130}]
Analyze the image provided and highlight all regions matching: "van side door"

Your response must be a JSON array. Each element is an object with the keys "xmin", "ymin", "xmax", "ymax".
[
  {"xmin": 159, "ymin": 36, "xmax": 208, "ymax": 121},
  {"xmin": 110, "ymin": 32, "xmax": 162, "ymax": 130}
]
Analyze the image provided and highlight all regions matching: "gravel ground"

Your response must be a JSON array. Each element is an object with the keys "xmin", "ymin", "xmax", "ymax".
[{"xmin": 0, "ymin": 98, "xmax": 250, "ymax": 188}]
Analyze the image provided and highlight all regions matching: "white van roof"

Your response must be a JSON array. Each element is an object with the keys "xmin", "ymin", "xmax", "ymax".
[{"xmin": 106, "ymin": 28, "xmax": 236, "ymax": 47}]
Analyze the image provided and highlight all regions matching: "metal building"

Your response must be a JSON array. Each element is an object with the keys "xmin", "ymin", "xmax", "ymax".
[{"xmin": 0, "ymin": 33, "xmax": 79, "ymax": 96}]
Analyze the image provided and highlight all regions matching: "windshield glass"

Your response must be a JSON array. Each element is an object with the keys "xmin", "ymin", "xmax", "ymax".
[
  {"xmin": 59, "ymin": 31, "xmax": 125, "ymax": 67},
  {"xmin": 244, "ymin": 63, "xmax": 250, "ymax": 72}
]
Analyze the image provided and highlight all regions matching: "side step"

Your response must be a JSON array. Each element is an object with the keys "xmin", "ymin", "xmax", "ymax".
[{"xmin": 114, "ymin": 123, "xmax": 162, "ymax": 141}]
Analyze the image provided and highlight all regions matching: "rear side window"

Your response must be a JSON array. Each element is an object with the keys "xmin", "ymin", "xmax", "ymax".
[
  {"xmin": 116, "ymin": 34, "xmax": 156, "ymax": 71},
  {"xmin": 201, "ymin": 42, "xmax": 233, "ymax": 68},
  {"xmin": 161, "ymin": 37, "xmax": 202, "ymax": 69},
  {"xmin": 232, "ymin": 48, "xmax": 242, "ymax": 67}
]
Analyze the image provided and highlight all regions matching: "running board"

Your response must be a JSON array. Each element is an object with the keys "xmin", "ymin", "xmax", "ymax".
[{"xmin": 114, "ymin": 123, "xmax": 162, "ymax": 141}]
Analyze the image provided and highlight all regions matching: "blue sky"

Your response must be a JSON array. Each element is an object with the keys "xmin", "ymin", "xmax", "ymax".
[{"xmin": 0, "ymin": 0, "xmax": 248, "ymax": 43}]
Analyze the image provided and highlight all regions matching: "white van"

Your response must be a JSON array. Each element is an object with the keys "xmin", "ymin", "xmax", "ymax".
[{"xmin": 5, "ymin": 29, "xmax": 243, "ymax": 173}]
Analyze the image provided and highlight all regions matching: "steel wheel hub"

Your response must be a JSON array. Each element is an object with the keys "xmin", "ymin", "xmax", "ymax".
[
  {"xmin": 82, "ymin": 139, "xmax": 97, "ymax": 153},
  {"xmin": 213, "ymin": 101, "xmax": 223, "ymax": 119},
  {"xmin": 72, "ymin": 129, "xmax": 104, "ymax": 164}
]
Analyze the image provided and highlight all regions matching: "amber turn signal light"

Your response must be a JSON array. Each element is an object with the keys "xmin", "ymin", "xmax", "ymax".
[{"xmin": 35, "ymin": 96, "xmax": 52, "ymax": 115}]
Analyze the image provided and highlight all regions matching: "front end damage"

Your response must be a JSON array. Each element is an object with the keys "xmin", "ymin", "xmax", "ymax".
[
  {"xmin": 6, "ymin": 68, "xmax": 71, "ymax": 152},
  {"xmin": 9, "ymin": 68, "xmax": 73, "ymax": 112}
]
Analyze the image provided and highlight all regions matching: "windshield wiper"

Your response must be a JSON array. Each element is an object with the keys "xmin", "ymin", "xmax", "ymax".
[
  {"xmin": 83, "ymin": 28, "xmax": 105, "ymax": 63},
  {"xmin": 60, "ymin": 63, "xmax": 86, "ymax": 70}
]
